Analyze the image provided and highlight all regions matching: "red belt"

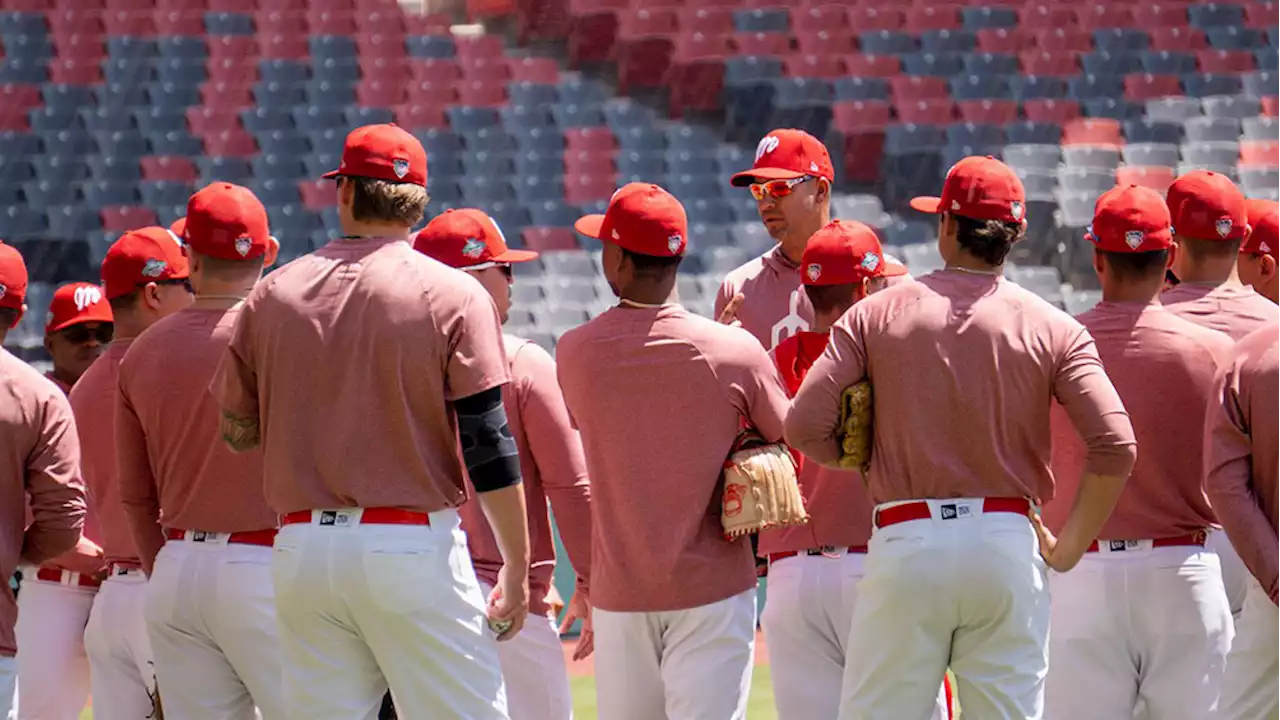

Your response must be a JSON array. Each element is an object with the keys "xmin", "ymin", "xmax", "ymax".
[
  {"xmin": 165, "ymin": 528, "xmax": 278, "ymax": 547},
  {"xmin": 768, "ymin": 545, "xmax": 868, "ymax": 563},
  {"xmin": 35, "ymin": 567, "xmax": 101, "ymax": 588},
  {"xmin": 874, "ymin": 497, "xmax": 1032, "ymax": 528},
  {"xmin": 1087, "ymin": 531, "xmax": 1208, "ymax": 553},
  {"xmin": 281, "ymin": 508, "xmax": 432, "ymax": 526}
]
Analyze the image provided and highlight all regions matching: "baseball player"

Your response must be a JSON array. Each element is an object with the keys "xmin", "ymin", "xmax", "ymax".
[
  {"xmin": 1238, "ymin": 200, "xmax": 1279, "ymax": 303},
  {"xmin": 13, "ymin": 282, "xmax": 110, "ymax": 719},
  {"xmin": 760, "ymin": 220, "xmax": 953, "ymax": 720},
  {"xmin": 786, "ymin": 156, "xmax": 1137, "ymax": 720},
  {"xmin": 115, "ymin": 183, "xmax": 283, "ymax": 719},
  {"xmin": 1043, "ymin": 185, "xmax": 1235, "ymax": 719},
  {"xmin": 1206, "ymin": 323, "xmax": 1280, "ymax": 720},
  {"xmin": 211, "ymin": 124, "xmax": 527, "ymax": 719},
  {"xmin": 413, "ymin": 208, "xmax": 594, "ymax": 720},
  {"xmin": 716, "ymin": 129, "xmax": 835, "ymax": 349},
  {"xmin": 558, "ymin": 183, "xmax": 790, "ymax": 720},
  {"xmin": 74, "ymin": 227, "xmax": 193, "ymax": 720},
  {"xmin": 1161, "ymin": 171, "xmax": 1279, "ymax": 618},
  {"xmin": 0, "ymin": 243, "xmax": 87, "ymax": 720}
]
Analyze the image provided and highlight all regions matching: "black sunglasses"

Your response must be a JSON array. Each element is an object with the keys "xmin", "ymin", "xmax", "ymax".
[
  {"xmin": 61, "ymin": 323, "xmax": 114, "ymax": 345},
  {"xmin": 497, "ymin": 263, "xmax": 513, "ymax": 280}
]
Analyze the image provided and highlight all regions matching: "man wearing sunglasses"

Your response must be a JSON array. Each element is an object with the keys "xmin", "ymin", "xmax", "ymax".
[
  {"xmin": 0, "ymin": 242, "xmax": 88, "ymax": 720},
  {"xmin": 71, "ymin": 227, "xmax": 193, "ymax": 720},
  {"xmin": 414, "ymin": 208, "xmax": 594, "ymax": 720},
  {"xmin": 716, "ymin": 129, "xmax": 835, "ymax": 352},
  {"xmin": 42, "ymin": 282, "xmax": 113, "ymax": 395}
]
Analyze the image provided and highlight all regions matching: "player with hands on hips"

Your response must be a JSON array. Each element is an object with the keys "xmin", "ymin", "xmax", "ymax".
[
  {"xmin": 786, "ymin": 156, "xmax": 1137, "ymax": 720},
  {"xmin": 1042, "ymin": 185, "xmax": 1235, "ymax": 720},
  {"xmin": 211, "ymin": 124, "xmax": 527, "ymax": 719},
  {"xmin": 415, "ymin": 208, "xmax": 594, "ymax": 720},
  {"xmin": 0, "ymin": 243, "xmax": 89, "ymax": 720}
]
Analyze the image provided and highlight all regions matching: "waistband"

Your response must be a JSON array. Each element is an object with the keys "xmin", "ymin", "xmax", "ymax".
[
  {"xmin": 165, "ymin": 528, "xmax": 278, "ymax": 546},
  {"xmin": 767, "ymin": 545, "xmax": 868, "ymax": 564},
  {"xmin": 874, "ymin": 497, "xmax": 1032, "ymax": 529},
  {"xmin": 109, "ymin": 563, "xmax": 145, "ymax": 579},
  {"xmin": 34, "ymin": 567, "xmax": 101, "ymax": 589},
  {"xmin": 1086, "ymin": 531, "xmax": 1209, "ymax": 554},
  {"xmin": 281, "ymin": 507, "xmax": 432, "ymax": 527}
]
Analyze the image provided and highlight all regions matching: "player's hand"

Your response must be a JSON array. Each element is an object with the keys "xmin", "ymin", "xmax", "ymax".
[
  {"xmin": 718, "ymin": 293, "xmax": 745, "ymax": 326},
  {"xmin": 558, "ymin": 589, "xmax": 594, "ymax": 661},
  {"xmin": 487, "ymin": 566, "xmax": 529, "ymax": 642},
  {"xmin": 1028, "ymin": 510, "xmax": 1085, "ymax": 572},
  {"xmin": 53, "ymin": 536, "xmax": 107, "ymax": 579}
]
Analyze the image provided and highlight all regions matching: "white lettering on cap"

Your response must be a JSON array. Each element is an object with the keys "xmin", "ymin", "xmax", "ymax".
[
  {"xmin": 755, "ymin": 135, "xmax": 780, "ymax": 162},
  {"xmin": 73, "ymin": 285, "xmax": 101, "ymax": 311}
]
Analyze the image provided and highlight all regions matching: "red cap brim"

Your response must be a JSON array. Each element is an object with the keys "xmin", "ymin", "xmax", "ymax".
[
  {"xmin": 909, "ymin": 196, "xmax": 943, "ymax": 214},
  {"xmin": 574, "ymin": 214, "xmax": 605, "ymax": 240},
  {"xmin": 730, "ymin": 167, "xmax": 807, "ymax": 187},
  {"xmin": 321, "ymin": 169, "xmax": 341, "ymax": 179},
  {"xmin": 492, "ymin": 248, "xmax": 540, "ymax": 263}
]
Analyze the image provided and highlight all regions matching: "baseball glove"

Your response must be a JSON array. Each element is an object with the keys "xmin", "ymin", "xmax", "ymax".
[
  {"xmin": 721, "ymin": 430, "xmax": 808, "ymax": 539},
  {"xmin": 838, "ymin": 381, "xmax": 874, "ymax": 474}
]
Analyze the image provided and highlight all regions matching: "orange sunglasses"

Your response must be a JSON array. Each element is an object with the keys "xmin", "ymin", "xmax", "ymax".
[{"xmin": 749, "ymin": 176, "xmax": 813, "ymax": 201}]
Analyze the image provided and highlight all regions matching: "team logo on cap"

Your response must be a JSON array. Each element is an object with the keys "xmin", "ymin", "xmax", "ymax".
[
  {"xmin": 462, "ymin": 238, "xmax": 486, "ymax": 259},
  {"xmin": 611, "ymin": 229, "xmax": 621, "ymax": 241},
  {"xmin": 1125, "ymin": 230, "xmax": 1144, "ymax": 250},
  {"xmin": 234, "ymin": 236, "xmax": 252, "ymax": 257},
  {"xmin": 667, "ymin": 234, "xmax": 683, "ymax": 253},
  {"xmin": 755, "ymin": 135, "xmax": 780, "ymax": 162},
  {"xmin": 951, "ymin": 200, "xmax": 961, "ymax": 211},
  {"xmin": 393, "ymin": 159, "xmax": 410, "ymax": 179},
  {"xmin": 1216, "ymin": 218, "xmax": 1233, "ymax": 238},
  {"xmin": 809, "ymin": 161, "xmax": 820, "ymax": 172},
  {"xmin": 806, "ymin": 263, "xmax": 822, "ymax": 282},
  {"xmin": 73, "ymin": 285, "xmax": 101, "ymax": 311},
  {"xmin": 0, "ymin": 284, "xmax": 6, "ymax": 300},
  {"xmin": 141, "ymin": 259, "xmax": 167, "ymax": 278},
  {"xmin": 1262, "ymin": 242, "xmax": 1272, "ymax": 254},
  {"xmin": 1010, "ymin": 201, "xmax": 1024, "ymax": 221},
  {"xmin": 861, "ymin": 253, "xmax": 881, "ymax": 272}
]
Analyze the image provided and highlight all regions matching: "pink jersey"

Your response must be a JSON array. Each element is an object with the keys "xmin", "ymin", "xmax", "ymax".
[
  {"xmin": 1206, "ymin": 324, "xmax": 1279, "ymax": 597},
  {"xmin": 34, "ymin": 370, "xmax": 101, "ymax": 560},
  {"xmin": 1162, "ymin": 282, "xmax": 1279, "ymax": 341},
  {"xmin": 459, "ymin": 335, "xmax": 592, "ymax": 616},
  {"xmin": 556, "ymin": 304, "xmax": 791, "ymax": 612},
  {"xmin": 760, "ymin": 330, "xmax": 871, "ymax": 556},
  {"xmin": 0, "ymin": 350, "xmax": 85, "ymax": 656},
  {"xmin": 787, "ymin": 270, "xmax": 1137, "ymax": 503},
  {"xmin": 1045, "ymin": 302, "xmax": 1233, "ymax": 539},
  {"xmin": 116, "ymin": 307, "xmax": 278, "ymax": 567},
  {"xmin": 715, "ymin": 246, "xmax": 813, "ymax": 351},
  {"xmin": 43, "ymin": 372, "xmax": 72, "ymax": 396},
  {"xmin": 70, "ymin": 341, "xmax": 140, "ymax": 566},
  {"xmin": 212, "ymin": 237, "xmax": 510, "ymax": 514}
]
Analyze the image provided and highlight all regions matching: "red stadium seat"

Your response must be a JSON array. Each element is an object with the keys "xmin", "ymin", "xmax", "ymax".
[
  {"xmin": 457, "ymin": 80, "xmax": 507, "ymax": 107},
  {"xmin": 1020, "ymin": 5, "xmax": 1077, "ymax": 31},
  {"xmin": 1197, "ymin": 50, "xmax": 1256, "ymax": 74},
  {"xmin": 207, "ymin": 0, "xmax": 257, "ymax": 11},
  {"xmin": 1115, "ymin": 166, "xmax": 1175, "ymax": 194},
  {"xmin": 155, "ymin": 0, "xmax": 207, "ymax": 8},
  {"xmin": 565, "ymin": 173, "xmax": 617, "ymax": 205},
  {"xmin": 832, "ymin": 100, "xmax": 892, "ymax": 131},
  {"xmin": 54, "ymin": 0, "xmax": 103, "ymax": 9},
  {"xmin": 51, "ymin": 34, "xmax": 106, "ymax": 62},
  {"xmin": 665, "ymin": 33, "xmax": 732, "ymax": 117},
  {"xmin": 298, "ymin": 179, "xmax": 339, "ymax": 210},
  {"xmin": 976, "ymin": 28, "xmax": 1033, "ymax": 54},
  {"xmin": 1074, "ymin": 5, "xmax": 1133, "ymax": 31},
  {"xmin": 1020, "ymin": 51, "xmax": 1080, "ymax": 77},
  {"xmin": 467, "ymin": 0, "xmax": 515, "ymax": 22},
  {"xmin": 355, "ymin": 9, "xmax": 406, "ymax": 34},
  {"xmin": 1022, "ymin": 98, "xmax": 1082, "ymax": 124},
  {"xmin": 1062, "ymin": 118, "xmax": 1122, "ymax": 147},
  {"xmin": 207, "ymin": 57, "xmax": 259, "ymax": 86},
  {"xmin": 403, "ymin": 13, "xmax": 451, "ymax": 35},
  {"xmin": 101, "ymin": 206, "xmax": 159, "ymax": 232},
  {"xmin": 733, "ymin": 32, "xmax": 791, "ymax": 57},
  {"xmin": 1245, "ymin": 2, "xmax": 1277, "ymax": 28},
  {"xmin": 307, "ymin": 10, "xmax": 357, "ymax": 34},
  {"xmin": 957, "ymin": 100, "xmax": 1018, "ymax": 125},
  {"xmin": 890, "ymin": 75, "xmax": 948, "ymax": 103},
  {"xmin": 48, "ymin": 12, "xmax": 106, "ymax": 37},
  {"xmin": 102, "ymin": 11, "xmax": 156, "ymax": 36},
  {"xmin": 522, "ymin": 227, "xmax": 579, "ymax": 251},
  {"xmin": 678, "ymin": 7, "xmax": 733, "ymax": 36},
  {"xmin": 1264, "ymin": 97, "xmax": 1280, "ymax": 117},
  {"xmin": 841, "ymin": 53, "xmax": 901, "ymax": 77},
  {"xmin": 310, "ymin": 0, "xmax": 355, "ymax": 9},
  {"xmin": 567, "ymin": 0, "xmax": 628, "ymax": 67},
  {"xmin": 563, "ymin": 150, "xmax": 615, "ymax": 176},
  {"xmin": 360, "ymin": 56, "xmax": 409, "ymax": 81},
  {"xmin": 461, "ymin": 58, "xmax": 512, "ymax": 83},
  {"xmin": 106, "ymin": 0, "xmax": 156, "ymax": 11},
  {"xmin": 564, "ymin": 126, "xmax": 616, "ymax": 153},
  {"xmin": 615, "ymin": 10, "xmax": 677, "ymax": 94},
  {"xmin": 49, "ymin": 59, "xmax": 103, "ymax": 86},
  {"xmin": 847, "ymin": 6, "xmax": 904, "ymax": 33},
  {"xmin": 140, "ymin": 156, "xmax": 197, "ymax": 182},
  {"xmin": 259, "ymin": 35, "xmax": 309, "ymax": 60},
  {"xmin": 203, "ymin": 130, "xmax": 258, "ymax": 158},
  {"xmin": 0, "ymin": 84, "xmax": 41, "ymax": 113},
  {"xmin": 1123, "ymin": 74, "xmax": 1183, "ymax": 101},
  {"xmin": 904, "ymin": 6, "xmax": 960, "ymax": 32},
  {"xmin": 795, "ymin": 30, "xmax": 856, "ymax": 57},
  {"xmin": 208, "ymin": 36, "xmax": 259, "ymax": 62},
  {"xmin": 6, "ymin": 0, "xmax": 53, "ymax": 9},
  {"xmin": 456, "ymin": 35, "xmax": 507, "ymax": 65},
  {"xmin": 0, "ymin": 106, "xmax": 27, "ymax": 132},
  {"xmin": 155, "ymin": 10, "xmax": 204, "ymax": 36},
  {"xmin": 254, "ymin": 10, "xmax": 305, "ymax": 35},
  {"xmin": 793, "ymin": 5, "xmax": 848, "ymax": 34},
  {"xmin": 1131, "ymin": 4, "xmax": 1188, "ymax": 30},
  {"xmin": 409, "ymin": 59, "xmax": 462, "ymax": 83},
  {"xmin": 1240, "ymin": 141, "xmax": 1280, "ymax": 168},
  {"xmin": 405, "ymin": 82, "xmax": 456, "ymax": 106},
  {"xmin": 356, "ymin": 79, "xmax": 406, "ymax": 107},
  {"xmin": 393, "ymin": 103, "xmax": 446, "ymax": 129},
  {"xmin": 1149, "ymin": 27, "xmax": 1206, "ymax": 51},
  {"xmin": 896, "ymin": 99, "xmax": 956, "ymax": 125},
  {"xmin": 509, "ymin": 57, "xmax": 561, "ymax": 84},
  {"xmin": 784, "ymin": 53, "xmax": 844, "ymax": 79},
  {"xmin": 198, "ymin": 82, "xmax": 254, "ymax": 109},
  {"xmin": 831, "ymin": 100, "xmax": 890, "ymax": 184},
  {"xmin": 356, "ymin": 33, "xmax": 409, "ymax": 60},
  {"xmin": 1035, "ymin": 29, "xmax": 1093, "ymax": 54},
  {"xmin": 186, "ymin": 107, "xmax": 243, "ymax": 136}
]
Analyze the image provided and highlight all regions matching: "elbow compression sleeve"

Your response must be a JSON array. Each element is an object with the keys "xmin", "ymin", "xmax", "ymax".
[{"xmin": 455, "ymin": 386, "xmax": 523, "ymax": 493}]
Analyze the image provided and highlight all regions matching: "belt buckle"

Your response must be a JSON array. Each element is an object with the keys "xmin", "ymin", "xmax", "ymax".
[{"xmin": 819, "ymin": 545, "xmax": 843, "ymax": 559}]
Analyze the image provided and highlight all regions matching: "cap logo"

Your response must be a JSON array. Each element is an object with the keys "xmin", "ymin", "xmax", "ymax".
[
  {"xmin": 462, "ymin": 238, "xmax": 486, "ymax": 259},
  {"xmin": 73, "ymin": 285, "xmax": 102, "ymax": 311},
  {"xmin": 861, "ymin": 253, "xmax": 881, "ymax": 272},
  {"xmin": 393, "ymin": 159, "xmax": 410, "ymax": 179},
  {"xmin": 755, "ymin": 135, "xmax": 780, "ymax": 162},
  {"xmin": 1125, "ymin": 230, "xmax": 1144, "ymax": 250},
  {"xmin": 809, "ymin": 161, "xmax": 820, "ymax": 172},
  {"xmin": 667, "ymin": 234, "xmax": 683, "ymax": 253},
  {"xmin": 806, "ymin": 263, "xmax": 822, "ymax": 281},
  {"xmin": 1262, "ymin": 241, "xmax": 1272, "ymax": 254},
  {"xmin": 141, "ymin": 259, "xmax": 167, "ymax": 278},
  {"xmin": 1010, "ymin": 201, "xmax": 1024, "ymax": 221},
  {"xmin": 0, "ymin": 284, "xmax": 6, "ymax": 300},
  {"xmin": 1216, "ymin": 218, "xmax": 1233, "ymax": 238},
  {"xmin": 234, "ymin": 236, "xmax": 252, "ymax": 257},
  {"xmin": 951, "ymin": 200, "xmax": 961, "ymax": 211},
  {"xmin": 611, "ymin": 229, "xmax": 621, "ymax": 241}
]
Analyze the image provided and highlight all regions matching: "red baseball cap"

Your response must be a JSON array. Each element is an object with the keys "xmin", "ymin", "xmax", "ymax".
[
  {"xmin": 102, "ymin": 226, "xmax": 190, "ymax": 300},
  {"xmin": 1085, "ymin": 185, "xmax": 1174, "ymax": 253},
  {"xmin": 800, "ymin": 220, "xmax": 908, "ymax": 286},
  {"xmin": 910, "ymin": 156, "xmax": 1028, "ymax": 224},
  {"xmin": 183, "ymin": 182, "xmax": 272, "ymax": 261},
  {"xmin": 169, "ymin": 216, "xmax": 186, "ymax": 238},
  {"xmin": 574, "ymin": 183, "xmax": 688, "ymax": 258},
  {"xmin": 413, "ymin": 208, "xmax": 538, "ymax": 268},
  {"xmin": 730, "ymin": 129, "xmax": 836, "ymax": 187},
  {"xmin": 1242, "ymin": 209, "xmax": 1279, "ymax": 259},
  {"xmin": 45, "ymin": 282, "xmax": 112, "ymax": 333},
  {"xmin": 1246, "ymin": 198, "xmax": 1278, "ymax": 226},
  {"xmin": 1166, "ymin": 170, "xmax": 1249, "ymax": 242},
  {"xmin": 322, "ymin": 123, "xmax": 427, "ymax": 187},
  {"xmin": 0, "ymin": 242, "xmax": 27, "ymax": 312}
]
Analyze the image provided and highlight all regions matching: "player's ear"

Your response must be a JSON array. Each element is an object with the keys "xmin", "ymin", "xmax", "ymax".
[
  {"xmin": 1261, "ymin": 254, "xmax": 1277, "ymax": 280},
  {"xmin": 1092, "ymin": 248, "xmax": 1106, "ymax": 278},
  {"xmin": 1165, "ymin": 243, "xmax": 1178, "ymax": 270},
  {"xmin": 265, "ymin": 237, "xmax": 280, "ymax": 268}
]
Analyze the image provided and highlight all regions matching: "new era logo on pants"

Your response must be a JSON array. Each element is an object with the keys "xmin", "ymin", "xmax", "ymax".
[{"xmin": 940, "ymin": 504, "xmax": 972, "ymax": 520}]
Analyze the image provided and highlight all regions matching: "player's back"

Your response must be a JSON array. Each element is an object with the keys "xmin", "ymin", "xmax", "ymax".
[
  {"xmin": 69, "ymin": 341, "xmax": 134, "ymax": 564},
  {"xmin": 237, "ymin": 237, "xmax": 508, "ymax": 515},
  {"xmin": 1162, "ymin": 282, "xmax": 1279, "ymax": 340},
  {"xmin": 556, "ymin": 304, "xmax": 788, "ymax": 612}
]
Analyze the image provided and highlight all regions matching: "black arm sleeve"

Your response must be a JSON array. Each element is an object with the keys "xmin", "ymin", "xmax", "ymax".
[{"xmin": 454, "ymin": 386, "xmax": 523, "ymax": 493}]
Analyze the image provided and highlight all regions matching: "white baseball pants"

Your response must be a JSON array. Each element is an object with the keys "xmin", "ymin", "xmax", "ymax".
[
  {"xmin": 1045, "ymin": 544, "xmax": 1233, "ymax": 719},
  {"xmin": 479, "ymin": 582, "xmax": 573, "ymax": 720},
  {"xmin": 84, "ymin": 570, "xmax": 158, "ymax": 720},
  {"xmin": 1218, "ymin": 579, "xmax": 1279, "ymax": 720},
  {"xmin": 146, "ymin": 536, "xmax": 284, "ymax": 719},
  {"xmin": 761, "ymin": 552, "xmax": 951, "ymax": 720},
  {"xmin": 839, "ymin": 499, "xmax": 1050, "ymax": 720},
  {"xmin": 592, "ymin": 588, "xmax": 756, "ymax": 720},
  {"xmin": 0, "ymin": 655, "xmax": 15, "ymax": 720},
  {"xmin": 272, "ymin": 508, "xmax": 507, "ymax": 720},
  {"xmin": 1207, "ymin": 529, "xmax": 1249, "ymax": 619},
  {"xmin": 14, "ymin": 572, "xmax": 95, "ymax": 719}
]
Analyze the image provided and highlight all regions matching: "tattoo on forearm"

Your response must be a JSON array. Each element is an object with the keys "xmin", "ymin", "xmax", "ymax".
[{"xmin": 220, "ymin": 412, "xmax": 260, "ymax": 452}]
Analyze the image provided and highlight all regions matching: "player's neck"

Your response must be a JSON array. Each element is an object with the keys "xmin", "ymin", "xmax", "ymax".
[
  {"xmin": 1101, "ymin": 278, "xmax": 1162, "ymax": 305},
  {"xmin": 779, "ymin": 209, "xmax": 830, "ymax": 265},
  {"xmin": 193, "ymin": 278, "xmax": 253, "ymax": 309},
  {"xmin": 339, "ymin": 220, "xmax": 410, "ymax": 241},
  {"xmin": 618, "ymin": 279, "xmax": 679, "ymax": 307},
  {"xmin": 1177, "ymin": 259, "xmax": 1241, "ymax": 286},
  {"xmin": 51, "ymin": 365, "xmax": 79, "ymax": 388}
]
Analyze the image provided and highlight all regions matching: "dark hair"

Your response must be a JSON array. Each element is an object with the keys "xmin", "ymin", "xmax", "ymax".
[
  {"xmin": 804, "ymin": 283, "xmax": 857, "ymax": 317},
  {"xmin": 1099, "ymin": 249, "xmax": 1170, "ymax": 282},
  {"xmin": 620, "ymin": 248, "xmax": 683, "ymax": 277},
  {"xmin": 0, "ymin": 308, "xmax": 16, "ymax": 328},
  {"xmin": 1179, "ymin": 236, "xmax": 1243, "ymax": 261},
  {"xmin": 109, "ymin": 292, "xmax": 138, "ymax": 313},
  {"xmin": 953, "ymin": 214, "xmax": 1025, "ymax": 266}
]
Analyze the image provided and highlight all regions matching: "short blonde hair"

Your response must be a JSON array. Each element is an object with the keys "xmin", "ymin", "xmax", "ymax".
[{"xmin": 347, "ymin": 177, "xmax": 428, "ymax": 226}]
